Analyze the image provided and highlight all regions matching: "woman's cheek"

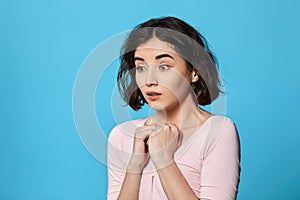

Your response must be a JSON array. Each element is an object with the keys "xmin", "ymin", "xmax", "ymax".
[
  {"xmin": 158, "ymin": 71, "xmax": 191, "ymax": 99},
  {"xmin": 135, "ymin": 73, "xmax": 146, "ymax": 87}
]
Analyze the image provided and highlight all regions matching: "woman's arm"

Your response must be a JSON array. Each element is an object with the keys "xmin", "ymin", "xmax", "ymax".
[
  {"xmin": 148, "ymin": 118, "xmax": 240, "ymax": 200},
  {"xmin": 157, "ymin": 163, "xmax": 200, "ymax": 200},
  {"xmin": 116, "ymin": 172, "xmax": 142, "ymax": 200},
  {"xmin": 117, "ymin": 151, "xmax": 150, "ymax": 200},
  {"xmin": 198, "ymin": 118, "xmax": 240, "ymax": 199},
  {"xmin": 107, "ymin": 124, "xmax": 145, "ymax": 200},
  {"xmin": 148, "ymin": 123, "xmax": 200, "ymax": 200},
  {"xmin": 109, "ymin": 124, "xmax": 155, "ymax": 200}
]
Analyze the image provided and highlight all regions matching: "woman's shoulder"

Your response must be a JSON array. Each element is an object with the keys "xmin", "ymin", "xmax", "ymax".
[
  {"xmin": 200, "ymin": 115, "xmax": 239, "ymax": 156},
  {"xmin": 209, "ymin": 115, "xmax": 235, "ymax": 124},
  {"xmin": 205, "ymin": 115, "xmax": 237, "ymax": 136},
  {"xmin": 204, "ymin": 115, "xmax": 236, "ymax": 133}
]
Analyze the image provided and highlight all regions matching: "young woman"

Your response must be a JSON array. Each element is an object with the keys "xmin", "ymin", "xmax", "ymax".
[{"xmin": 107, "ymin": 16, "xmax": 240, "ymax": 200}]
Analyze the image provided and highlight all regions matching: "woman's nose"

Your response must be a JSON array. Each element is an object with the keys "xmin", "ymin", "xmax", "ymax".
[{"xmin": 145, "ymin": 68, "xmax": 158, "ymax": 87}]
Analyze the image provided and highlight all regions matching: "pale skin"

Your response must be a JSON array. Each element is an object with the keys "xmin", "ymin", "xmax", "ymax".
[{"xmin": 117, "ymin": 38, "xmax": 212, "ymax": 200}]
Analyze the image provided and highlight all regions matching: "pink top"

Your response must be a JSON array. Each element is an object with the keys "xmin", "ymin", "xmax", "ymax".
[{"xmin": 107, "ymin": 115, "xmax": 240, "ymax": 200}]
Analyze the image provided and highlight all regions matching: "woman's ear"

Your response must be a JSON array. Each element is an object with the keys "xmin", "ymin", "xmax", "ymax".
[{"xmin": 191, "ymin": 70, "xmax": 199, "ymax": 83}]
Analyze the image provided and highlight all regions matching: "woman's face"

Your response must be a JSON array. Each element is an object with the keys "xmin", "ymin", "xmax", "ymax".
[{"xmin": 134, "ymin": 38, "xmax": 198, "ymax": 111}]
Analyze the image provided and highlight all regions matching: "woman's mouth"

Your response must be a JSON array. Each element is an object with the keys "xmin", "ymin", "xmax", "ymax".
[{"xmin": 146, "ymin": 91, "xmax": 162, "ymax": 101}]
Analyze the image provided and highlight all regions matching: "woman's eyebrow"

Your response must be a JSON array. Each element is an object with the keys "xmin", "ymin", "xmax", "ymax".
[
  {"xmin": 155, "ymin": 54, "xmax": 174, "ymax": 60},
  {"xmin": 134, "ymin": 54, "xmax": 174, "ymax": 61},
  {"xmin": 134, "ymin": 57, "xmax": 144, "ymax": 61}
]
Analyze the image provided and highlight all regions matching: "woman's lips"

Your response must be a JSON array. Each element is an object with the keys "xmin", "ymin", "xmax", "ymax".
[{"xmin": 146, "ymin": 91, "xmax": 162, "ymax": 101}]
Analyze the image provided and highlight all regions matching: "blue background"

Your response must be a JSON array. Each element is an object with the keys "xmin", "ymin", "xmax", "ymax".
[{"xmin": 1, "ymin": 0, "xmax": 300, "ymax": 199}]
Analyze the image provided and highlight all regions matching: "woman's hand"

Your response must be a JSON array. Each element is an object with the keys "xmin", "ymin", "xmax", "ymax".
[
  {"xmin": 148, "ymin": 123, "xmax": 183, "ymax": 170},
  {"xmin": 127, "ymin": 121, "xmax": 182, "ymax": 172},
  {"xmin": 127, "ymin": 125, "xmax": 155, "ymax": 173}
]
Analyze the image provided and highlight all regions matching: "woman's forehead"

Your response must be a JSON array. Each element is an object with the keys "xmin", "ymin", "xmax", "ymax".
[{"xmin": 135, "ymin": 38, "xmax": 177, "ymax": 56}]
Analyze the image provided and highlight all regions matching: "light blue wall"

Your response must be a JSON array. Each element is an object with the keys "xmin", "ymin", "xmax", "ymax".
[{"xmin": 1, "ymin": 0, "xmax": 299, "ymax": 199}]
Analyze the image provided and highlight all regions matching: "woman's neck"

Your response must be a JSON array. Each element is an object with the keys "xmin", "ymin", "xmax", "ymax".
[{"xmin": 151, "ymin": 94, "xmax": 212, "ymax": 130}]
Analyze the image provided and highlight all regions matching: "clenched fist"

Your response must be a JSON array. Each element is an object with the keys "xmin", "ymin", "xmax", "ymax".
[
  {"xmin": 127, "ymin": 124, "xmax": 157, "ymax": 173},
  {"xmin": 127, "ymin": 119, "xmax": 182, "ymax": 173},
  {"xmin": 148, "ymin": 122, "xmax": 182, "ymax": 170}
]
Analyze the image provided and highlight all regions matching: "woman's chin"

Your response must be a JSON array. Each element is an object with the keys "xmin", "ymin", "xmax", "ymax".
[{"xmin": 149, "ymin": 103, "xmax": 165, "ymax": 111}]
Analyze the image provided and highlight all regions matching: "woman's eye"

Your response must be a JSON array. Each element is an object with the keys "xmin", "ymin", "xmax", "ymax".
[
  {"xmin": 136, "ymin": 66, "xmax": 147, "ymax": 72},
  {"xmin": 159, "ymin": 64, "xmax": 170, "ymax": 71}
]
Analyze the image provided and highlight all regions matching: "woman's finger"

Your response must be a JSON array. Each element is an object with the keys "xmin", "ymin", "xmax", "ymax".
[{"xmin": 134, "ymin": 125, "xmax": 157, "ymax": 139}]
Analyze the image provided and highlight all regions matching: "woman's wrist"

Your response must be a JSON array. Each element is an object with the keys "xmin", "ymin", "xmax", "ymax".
[
  {"xmin": 126, "ymin": 163, "xmax": 144, "ymax": 173},
  {"xmin": 127, "ymin": 153, "xmax": 149, "ymax": 173},
  {"xmin": 150, "ymin": 151, "xmax": 174, "ymax": 170}
]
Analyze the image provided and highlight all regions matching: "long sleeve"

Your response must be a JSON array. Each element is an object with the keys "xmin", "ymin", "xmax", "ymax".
[
  {"xmin": 199, "ymin": 117, "xmax": 241, "ymax": 200},
  {"xmin": 107, "ymin": 120, "xmax": 142, "ymax": 200},
  {"xmin": 107, "ymin": 117, "xmax": 241, "ymax": 200},
  {"xmin": 107, "ymin": 125, "xmax": 129, "ymax": 200}
]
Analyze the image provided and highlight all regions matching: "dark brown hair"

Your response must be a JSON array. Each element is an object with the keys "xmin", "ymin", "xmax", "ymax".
[{"xmin": 117, "ymin": 16, "xmax": 222, "ymax": 110}]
